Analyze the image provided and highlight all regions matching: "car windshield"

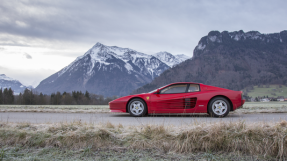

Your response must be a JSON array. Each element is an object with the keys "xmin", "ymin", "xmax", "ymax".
[{"xmin": 148, "ymin": 85, "xmax": 167, "ymax": 93}]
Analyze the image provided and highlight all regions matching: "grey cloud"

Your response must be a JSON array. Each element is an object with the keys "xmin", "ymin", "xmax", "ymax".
[
  {"xmin": 0, "ymin": 47, "xmax": 4, "ymax": 50},
  {"xmin": 0, "ymin": 66, "xmax": 7, "ymax": 70},
  {"xmin": 0, "ymin": 0, "xmax": 287, "ymax": 56},
  {"xmin": 23, "ymin": 53, "xmax": 32, "ymax": 59}
]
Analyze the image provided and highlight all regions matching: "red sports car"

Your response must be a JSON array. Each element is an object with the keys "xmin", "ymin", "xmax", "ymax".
[{"xmin": 109, "ymin": 82, "xmax": 245, "ymax": 117}]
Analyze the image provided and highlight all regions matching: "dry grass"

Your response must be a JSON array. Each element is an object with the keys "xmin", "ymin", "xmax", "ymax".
[
  {"xmin": 0, "ymin": 105, "xmax": 110, "ymax": 113},
  {"xmin": 0, "ymin": 120, "xmax": 287, "ymax": 159}
]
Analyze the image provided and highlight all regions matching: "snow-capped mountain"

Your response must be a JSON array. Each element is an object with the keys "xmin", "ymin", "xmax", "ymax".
[
  {"xmin": 174, "ymin": 54, "xmax": 191, "ymax": 63},
  {"xmin": 36, "ymin": 43, "xmax": 189, "ymax": 96},
  {"xmin": 0, "ymin": 74, "xmax": 27, "ymax": 94},
  {"xmin": 153, "ymin": 52, "xmax": 190, "ymax": 67}
]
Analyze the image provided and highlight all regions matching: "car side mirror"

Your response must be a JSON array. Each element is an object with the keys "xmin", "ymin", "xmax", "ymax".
[{"xmin": 156, "ymin": 89, "xmax": 160, "ymax": 94}]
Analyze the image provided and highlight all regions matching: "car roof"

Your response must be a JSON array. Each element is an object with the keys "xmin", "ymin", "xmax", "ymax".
[
  {"xmin": 168, "ymin": 82, "xmax": 202, "ymax": 85},
  {"xmin": 164, "ymin": 82, "xmax": 230, "ymax": 91}
]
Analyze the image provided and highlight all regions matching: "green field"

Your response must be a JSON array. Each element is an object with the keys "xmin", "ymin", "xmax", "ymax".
[{"xmin": 244, "ymin": 85, "xmax": 287, "ymax": 98}]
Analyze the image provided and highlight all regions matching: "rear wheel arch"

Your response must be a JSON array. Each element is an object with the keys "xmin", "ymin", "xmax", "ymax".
[
  {"xmin": 126, "ymin": 97, "xmax": 148, "ymax": 113},
  {"xmin": 207, "ymin": 95, "xmax": 233, "ymax": 111}
]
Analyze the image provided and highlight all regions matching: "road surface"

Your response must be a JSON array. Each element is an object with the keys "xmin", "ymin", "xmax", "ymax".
[{"xmin": 1, "ymin": 112, "xmax": 287, "ymax": 126}]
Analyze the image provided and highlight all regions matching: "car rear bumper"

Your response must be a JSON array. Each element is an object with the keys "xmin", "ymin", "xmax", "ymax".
[
  {"xmin": 241, "ymin": 99, "xmax": 245, "ymax": 106},
  {"xmin": 236, "ymin": 99, "xmax": 245, "ymax": 110}
]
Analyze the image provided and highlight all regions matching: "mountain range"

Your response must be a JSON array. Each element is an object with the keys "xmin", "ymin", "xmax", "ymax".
[
  {"xmin": 35, "ymin": 43, "xmax": 190, "ymax": 96},
  {"xmin": 0, "ymin": 74, "xmax": 27, "ymax": 94},
  {"xmin": 133, "ymin": 30, "xmax": 287, "ymax": 94}
]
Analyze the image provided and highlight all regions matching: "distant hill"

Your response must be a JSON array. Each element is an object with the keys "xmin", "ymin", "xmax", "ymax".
[
  {"xmin": 133, "ymin": 30, "xmax": 287, "ymax": 94},
  {"xmin": 35, "ymin": 43, "xmax": 189, "ymax": 97}
]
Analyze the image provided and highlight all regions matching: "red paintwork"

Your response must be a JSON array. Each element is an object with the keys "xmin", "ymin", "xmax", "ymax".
[{"xmin": 109, "ymin": 82, "xmax": 245, "ymax": 114}]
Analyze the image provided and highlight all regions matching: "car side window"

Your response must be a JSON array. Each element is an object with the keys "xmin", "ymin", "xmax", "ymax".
[
  {"xmin": 188, "ymin": 84, "xmax": 200, "ymax": 92},
  {"xmin": 160, "ymin": 84, "xmax": 187, "ymax": 94}
]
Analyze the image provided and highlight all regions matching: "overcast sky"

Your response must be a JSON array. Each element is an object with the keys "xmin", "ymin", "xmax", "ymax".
[{"xmin": 0, "ymin": 0, "xmax": 287, "ymax": 87}]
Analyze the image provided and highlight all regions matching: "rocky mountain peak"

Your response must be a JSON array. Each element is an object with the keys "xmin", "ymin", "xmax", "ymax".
[
  {"xmin": 93, "ymin": 42, "xmax": 104, "ymax": 48},
  {"xmin": 194, "ymin": 30, "xmax": 287, "ymax": 57}
]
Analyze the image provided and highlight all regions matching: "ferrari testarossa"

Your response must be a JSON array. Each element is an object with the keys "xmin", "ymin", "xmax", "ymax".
[{"xmin": 109, "ymin": 82, "xmax": 245, "ymax": 117}]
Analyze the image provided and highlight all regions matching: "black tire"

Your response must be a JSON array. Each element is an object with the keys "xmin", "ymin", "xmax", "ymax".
[
  {"xmin": 208, "ymin": 97, "xmax": 230, "ymax": 118},
  {"xmin": 128, "ymin": 98, "xmax": 147, "ymax": 117}
]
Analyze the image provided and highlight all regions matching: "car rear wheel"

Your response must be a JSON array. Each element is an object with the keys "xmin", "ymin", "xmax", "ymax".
[
  {"xmin": 208, "ymin": 97, "xmax": 230, "ymax": 118},
  {"xmin": 128, "ymin": 98, "xmax": 147, "ymax": 117}
]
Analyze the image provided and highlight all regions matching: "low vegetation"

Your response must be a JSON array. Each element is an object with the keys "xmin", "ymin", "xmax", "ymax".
[
  {"xmin": 235, "ymin": 102, "xmax": 287, "ymax": 113},
  {"xmin": 0, "ymin": 121, "xmax": 286, "ymax": 160}
]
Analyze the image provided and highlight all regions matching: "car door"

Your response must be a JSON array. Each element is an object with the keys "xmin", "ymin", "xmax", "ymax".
[
  {"xmin": 152, "ymin": 84, "xmax": 188, "ymax": 111},
  {"xmin": 184, "ymin": 84, "xmax": 200, "ymax": 109}
]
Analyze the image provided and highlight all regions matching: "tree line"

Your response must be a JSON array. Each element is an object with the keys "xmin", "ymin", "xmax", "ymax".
[
  {"xmin": 0, "ymin": 88, "xmax": 117, "ymax": 105},
  {"xmin": 0, "ymin": 88, "xmax": 14, "ymax": 104}
]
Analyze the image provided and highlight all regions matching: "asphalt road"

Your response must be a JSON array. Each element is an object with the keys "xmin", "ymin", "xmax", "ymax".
[{"xmin": 1, "ymin": 112, "xmax": 287, "ymax": 126}]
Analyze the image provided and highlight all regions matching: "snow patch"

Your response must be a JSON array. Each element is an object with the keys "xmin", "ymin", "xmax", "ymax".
[
  {"xmin": 109, "ymin": 47, "xmax": 131, "ymax": 56},
  {"xmin": 209, "ymin": 36, "xmax": 217, "ymax": 42},
  {"xmin": 250, "ymin": 35, "xmax": 260, "ymax": 40},
  {"xmin": 125, "ymin": 63, "xmax": 133, "ymax": 74},
  {"xmin": 234, "ymin": 34, "xmax": 241, "ymax": 41},
  {"xmin": 197, "ymin": 43, "xmax": 206, "ymax": 50}
]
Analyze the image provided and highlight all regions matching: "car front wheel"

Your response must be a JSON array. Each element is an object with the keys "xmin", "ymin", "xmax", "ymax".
[
  {"xmin": 208, "ymin": 97, "xmax": 230, "ymax": 118},
  {"xmin": 128, "ymin": 98, "xmax": 147, "ymax": 117}
]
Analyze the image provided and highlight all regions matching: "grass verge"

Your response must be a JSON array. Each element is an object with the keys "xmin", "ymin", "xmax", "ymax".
[
  {"xmin": 1, "ymin": 102, "xmax": 287, "ymax": 114},
  {"xmin": 0, "ymin": 146, "xmax": 270, "ymax": 160},
  {"xmin": 0, "ymin": 121, "xmax": 286, "ymax": 160}
]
